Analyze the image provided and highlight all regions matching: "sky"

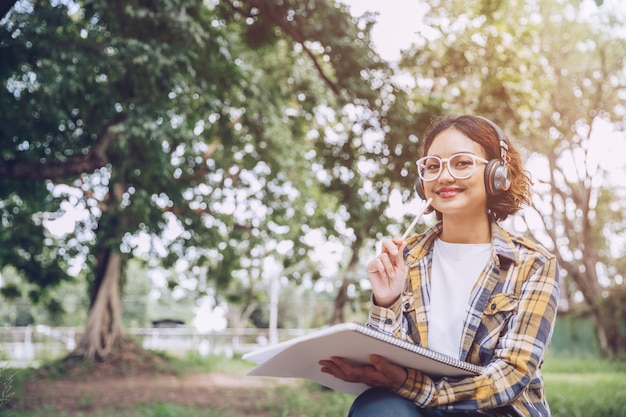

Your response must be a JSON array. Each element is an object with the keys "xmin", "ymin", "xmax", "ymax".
[
  {"xmin": 340, "ymin": 0, "xmax": 626, "ymax": 62},
  {"xmin": 339, "ymin": 0, "xmax": 425, "ymax": 62}
]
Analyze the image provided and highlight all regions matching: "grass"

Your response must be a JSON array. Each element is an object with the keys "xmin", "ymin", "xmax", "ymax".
[
  {"xmin": 1, "ymin": 354, "xmax": 625, "ymax": 417},
  {"xmin": 543, "ymin": 356, "xmax": 626, "ymax": 417}
]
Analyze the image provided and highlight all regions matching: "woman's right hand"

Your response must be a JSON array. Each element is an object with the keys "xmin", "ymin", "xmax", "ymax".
[{"xmin": 367, "ymin": 237, "xmax": 407, "ymax": 308}]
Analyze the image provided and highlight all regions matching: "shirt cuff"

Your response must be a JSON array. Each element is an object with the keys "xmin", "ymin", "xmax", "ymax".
[
  {"xmin": 368, "ymin": 294, "xmax": 403, "ymax": 333},
  {"xmin": 395, "ymin": 367, "xmax": 435, "ymax": 407}
]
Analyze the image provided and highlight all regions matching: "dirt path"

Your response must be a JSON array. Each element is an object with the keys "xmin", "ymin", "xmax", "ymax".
[{"xmin": 22, "ymin": 372, "xmax": 296, "ymax": 416}]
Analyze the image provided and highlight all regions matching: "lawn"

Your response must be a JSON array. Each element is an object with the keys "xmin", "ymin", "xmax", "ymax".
[
  {"xmin": 1, "ymin": 355, "xmax": 625, "ymax": 417},
  {"xmin": 543, "ymin": 356, "xmax": 626, "ymax": 417}
]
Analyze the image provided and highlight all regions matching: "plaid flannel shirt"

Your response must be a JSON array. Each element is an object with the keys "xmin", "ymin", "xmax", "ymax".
[{"xmin": 368, "ymin": 220, "xmax": 560, "ymax": 417}]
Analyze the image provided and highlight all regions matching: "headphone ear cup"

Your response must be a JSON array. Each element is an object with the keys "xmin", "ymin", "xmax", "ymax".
[
  {"xmin": 414, "ymin": 177, "xmax": 426, "ymax": 200},
  {"xmin": 484, "ymin": 159, "xmax": 511, "ymax": 196}
]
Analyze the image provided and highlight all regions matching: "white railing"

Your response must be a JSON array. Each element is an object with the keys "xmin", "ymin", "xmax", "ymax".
[{"xmin": 0, "ymin": 326, "xmax": 309, "ymax": 368}]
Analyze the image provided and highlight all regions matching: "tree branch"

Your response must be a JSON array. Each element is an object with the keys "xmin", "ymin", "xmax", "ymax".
[
  {"xmin": 0, "ymin": 113, "xmax": 127, "ymax": 181},
  {"xmin": 228, "ymin": 0, "xmax": 341, "ymax": 95}
]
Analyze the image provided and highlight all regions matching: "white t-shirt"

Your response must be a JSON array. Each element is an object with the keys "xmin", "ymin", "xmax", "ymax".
[{"xmin": 428, "ymin": 238, "xmax": 491, "ymax": 359}]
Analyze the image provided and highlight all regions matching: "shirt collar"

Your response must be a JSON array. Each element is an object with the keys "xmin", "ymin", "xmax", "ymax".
[{"xmin": 405, "ymin": 219, "xmax": 519, "ymax": 269}]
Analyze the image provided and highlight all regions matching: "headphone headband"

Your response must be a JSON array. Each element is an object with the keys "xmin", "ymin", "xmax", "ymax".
[{"xmin": 474, "ymin": 115, "xmax": 509, "ymax": 161}]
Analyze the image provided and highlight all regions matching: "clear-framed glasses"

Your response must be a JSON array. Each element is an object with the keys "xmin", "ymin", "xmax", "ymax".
[{"xmin": 416, "ymin": 152, "xmax": 489, "ymax": 182}]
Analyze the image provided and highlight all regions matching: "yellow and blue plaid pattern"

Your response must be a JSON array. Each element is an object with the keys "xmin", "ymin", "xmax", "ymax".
[{"xmin": 368, "ymin": 221, "xmax": 560, "ymax": 417}]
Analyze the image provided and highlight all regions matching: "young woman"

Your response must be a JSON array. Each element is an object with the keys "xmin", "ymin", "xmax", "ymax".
[{"xmin": 319, "ymin": 115, "xmax": 560, "ymax": 417}]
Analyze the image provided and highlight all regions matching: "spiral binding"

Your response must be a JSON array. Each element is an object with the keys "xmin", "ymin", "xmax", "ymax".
[{"xmin": 353, "ymin": 323, "xmax": 483, "ymax": 375}]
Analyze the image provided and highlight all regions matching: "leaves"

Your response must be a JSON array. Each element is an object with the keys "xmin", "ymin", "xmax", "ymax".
[
  {"xmin": 397, "ymin": 0, "xmax": 626, "ymax": 355},
  {"xmin": 0, "ymin": 0, "xmax": 397, "ymax": 325}
]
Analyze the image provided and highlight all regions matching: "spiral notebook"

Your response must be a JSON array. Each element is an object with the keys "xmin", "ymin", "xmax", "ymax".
[{"xmin": 243, "ymin": 322, "xmax": 483, "ymax": 396}]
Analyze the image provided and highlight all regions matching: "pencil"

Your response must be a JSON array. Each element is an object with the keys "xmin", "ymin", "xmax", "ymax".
[{"xmin": 401, "ymin": 197, "xmax": 432, "ymax": 240}]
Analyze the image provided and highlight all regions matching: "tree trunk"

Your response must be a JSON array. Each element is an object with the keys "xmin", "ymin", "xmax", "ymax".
[
  {"xmin": 527, "ymin": 147, "xmax": 626, "ymax": 358},
  {"xmin": 71, "ymin": 249, "xmax": 124, "ymax": 361},
  {"xmin": 332, "ymin": 278, "xmax": 352, "ymax": 324},
  {"xmin": 332, "ymin": 236, "xmax": 363, "ymax": 324},
  {"xmin": 593, "ymin": 301, "xmax": 626, "ymax": 359},
  {"xmin": 68, "ymin": 180, "xmax": 128, "ymax": 361},
  {"xmin": 560, "ymin": 265, "xmax": 626, "ymax": 357}
]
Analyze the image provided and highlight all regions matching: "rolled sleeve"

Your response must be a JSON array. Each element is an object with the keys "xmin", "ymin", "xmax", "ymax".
[{"xmin": 368, "ymin": 294, "xmax": 404, "ymax": 336}]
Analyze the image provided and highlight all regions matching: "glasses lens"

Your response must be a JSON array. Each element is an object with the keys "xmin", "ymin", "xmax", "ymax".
[
  {"xmin": 448, "ymin": 154, "xmax": 477, "ymax": 179},
  {"xmin": 419, "ymin": 156, "xmax": 441, "ymax": 181},
  {"xmin": 417, "ymin": 153, "xmax": 479, "ymax": 181}
]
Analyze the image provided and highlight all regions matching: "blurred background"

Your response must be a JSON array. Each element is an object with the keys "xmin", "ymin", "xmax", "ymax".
[{"xmin": 1, "ymin": 0, "xmax": 625, "ymax": 369}]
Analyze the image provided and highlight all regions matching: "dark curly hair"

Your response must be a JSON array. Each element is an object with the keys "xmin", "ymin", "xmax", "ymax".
[{"xmin": 420, "ymin": 114, "xmax": 532, "ymax": 221}]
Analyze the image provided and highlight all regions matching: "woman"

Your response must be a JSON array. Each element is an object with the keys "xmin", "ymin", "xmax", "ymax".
[{"xmin": 319, "ymin": 115, "xmax": 560, "ymax": 417}]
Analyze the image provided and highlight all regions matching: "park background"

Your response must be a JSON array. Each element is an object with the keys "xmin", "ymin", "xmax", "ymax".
[{"xmin": 1, "ymin": 0, "xmax": 626, "ymax": 416}]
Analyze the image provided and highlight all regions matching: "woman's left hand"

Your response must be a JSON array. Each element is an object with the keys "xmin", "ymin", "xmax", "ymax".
[{"xmin": 319, "ymin": 354, "xmax": 408, "ymax": 391}]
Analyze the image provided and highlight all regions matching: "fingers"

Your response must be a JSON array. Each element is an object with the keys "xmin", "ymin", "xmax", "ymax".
[
  {"xmin": 319, "ymin": 356, "xmax": 408, "ymax": 390},
  {"xmin": 368, "ymin": 256, "xmax": 393, "ymax": 279},
  {"xmin": 367, "ymin": 238, "xmax": 408, "ymax": 308},
  {"xmin": 370, "ymin": 355, "xmax": 408, "ymax": 390},
  {"xmin": 381, "ymin": 238, "xmax": 401, "ymax": 257},
  {"xmin": 319, "ymin": 357, "xmax": 366, "ymax": 383},
  {"xmin": 369, "ymin": 239, "xmax": 406, "ymax": 276},
  {"xmin": 382, "ymin": 239, "xmax": 407, "ymax": 269}
]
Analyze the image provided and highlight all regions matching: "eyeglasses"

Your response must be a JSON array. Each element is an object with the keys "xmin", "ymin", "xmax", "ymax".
[{"xmin": 416, "ymin": 152, "xmax": 489, "ymax": 182}]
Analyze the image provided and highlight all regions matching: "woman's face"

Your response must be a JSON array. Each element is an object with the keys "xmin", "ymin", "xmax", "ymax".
[{"xmin": 422, "ymin": 127, "xmax": 489, "ymax": 219}]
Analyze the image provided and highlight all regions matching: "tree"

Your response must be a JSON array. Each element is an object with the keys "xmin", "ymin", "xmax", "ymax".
[
  {"xmin": 397, "ymin": 0, "xmax": 626, "ymax": 356},
  {"xmin": 306, "ymin": 10, "xmax": 436, "ymax": 322},
  {"xmin": 520, "ymin": 0, "xmax": 626, "ymax": 357},
  {"xmin": 0, "ymin": 0, "xmax": 394, "ymax": 360}
]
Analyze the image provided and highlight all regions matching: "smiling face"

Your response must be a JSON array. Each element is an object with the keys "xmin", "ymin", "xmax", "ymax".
[{"xmin": 423, "ymin": 127, "xmax": 489, "ymax": 221}]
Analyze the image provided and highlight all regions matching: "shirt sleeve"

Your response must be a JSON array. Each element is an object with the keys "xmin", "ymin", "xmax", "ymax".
[
  {"xmin": 395, "ymin": 256, "xmax": 560, "ymax": 411},
  {"xmin": 367, "ymin": 294, "xmax": 404, "ymax": 336}
]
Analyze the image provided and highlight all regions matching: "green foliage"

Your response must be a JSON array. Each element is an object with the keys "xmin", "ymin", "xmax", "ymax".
[
  {"xmin": 0, "ymin": 0, "xmax": 397, "ymax": 334},
  {"xmin": 0, "ymin": 367, "xmax": 15, "ymax": 411},
  {"xmin": 0, "ymin": 283, "xmax": 20, "ymax": 299},
  {"xmin": 0, "ymin": 265, "xmax": 87, "ymax": 326},
  {"xmin": 396, "ymin": 0, "xmax": 626, "ymax": 356}
]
